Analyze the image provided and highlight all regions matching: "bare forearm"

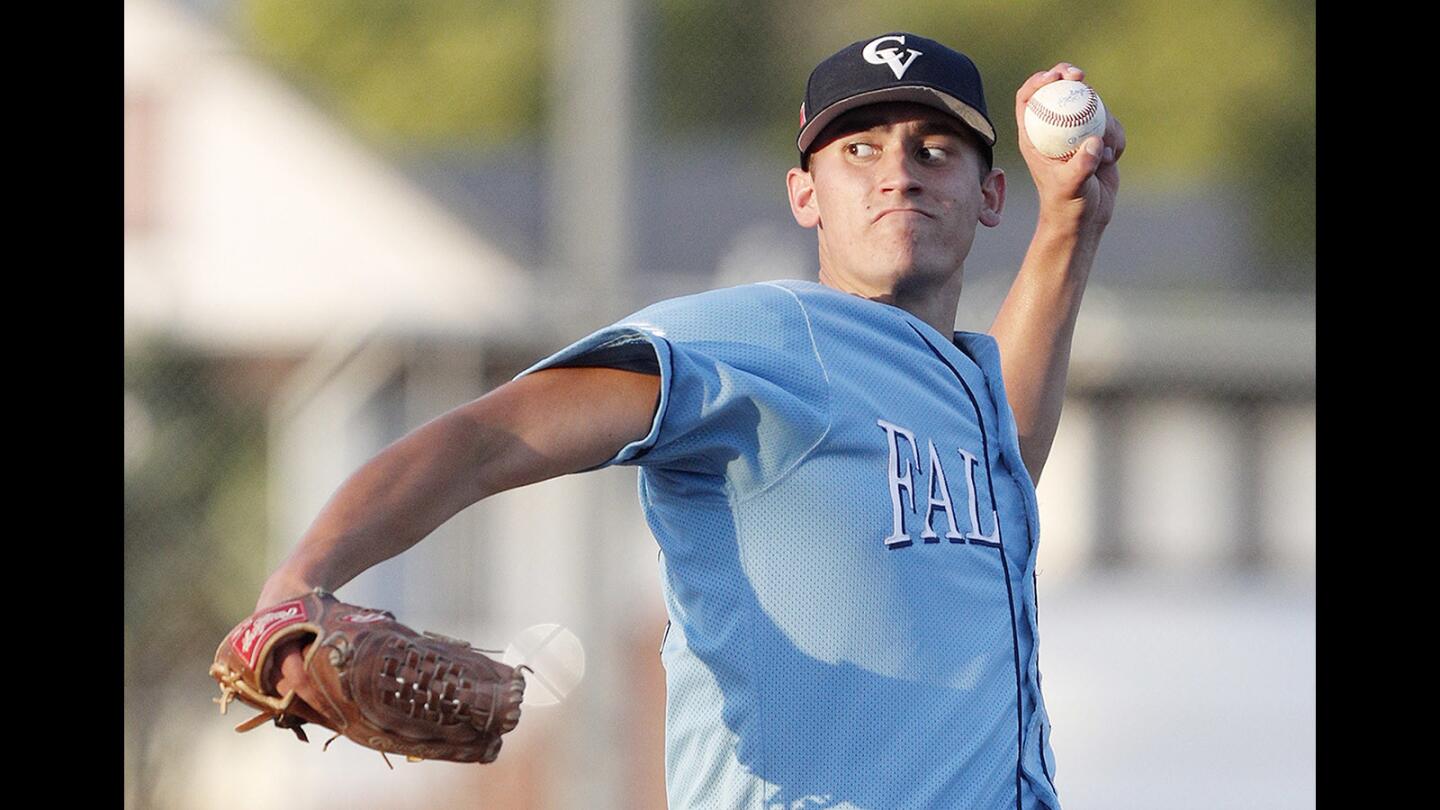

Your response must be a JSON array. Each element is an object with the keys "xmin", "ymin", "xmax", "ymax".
[
  {"xmin": 262, "ymin": 409, "xmax": 501, "ymax": 601},
  {"xmin": 256, "ymin": 366, "xmax": 662, "ymax": 609},
  {"xmin": 989, "ymin": 215, "xmax": 1102, "ymax": 485}
]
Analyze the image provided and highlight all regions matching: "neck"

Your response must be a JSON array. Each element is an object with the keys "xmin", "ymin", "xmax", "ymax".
[{"xmin": 817, "ymin": 265, "xmax": 964, "ymax": 336}]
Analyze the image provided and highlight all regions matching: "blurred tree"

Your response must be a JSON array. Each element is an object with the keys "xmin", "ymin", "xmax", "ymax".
[
  {"xmin": 237, "ymin": 0, "xmax": 547, "ymax": 148},
  {"xmin": 235, "ymin": 0, "xmax": 1314, "ymax": 287},
  {"xmin": 648, "ymin": 0, "xmax": 801, "ymax": 135}
]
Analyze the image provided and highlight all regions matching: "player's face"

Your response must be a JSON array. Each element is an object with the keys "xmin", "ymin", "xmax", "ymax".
[{"xmin": 787, "ymin": 103, "xmax": 1004, "ymax": 298}]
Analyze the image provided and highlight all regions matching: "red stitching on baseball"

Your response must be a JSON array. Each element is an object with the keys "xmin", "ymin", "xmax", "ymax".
[{"xmin": 1027, "ymin": 88, "xmax": 1098, "ymax": 128}]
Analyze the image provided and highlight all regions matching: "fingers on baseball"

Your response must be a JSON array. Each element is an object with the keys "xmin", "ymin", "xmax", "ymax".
[
  {"xmin": 1016, "ymin": 63, "xmax": 1083, "ymax": 104},
  {"xmin": 1072, "ymin": 137, "xmax": 1106, "ymax": 175},
  {"xmin": 1015, "ymin": 66, "xmax": 1083, "ymax": 157}
]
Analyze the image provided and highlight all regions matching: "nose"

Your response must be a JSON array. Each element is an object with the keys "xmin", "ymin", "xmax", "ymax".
[{"xmin": 877, "ymin": 148, "xmax": 923, "ymax": 196}]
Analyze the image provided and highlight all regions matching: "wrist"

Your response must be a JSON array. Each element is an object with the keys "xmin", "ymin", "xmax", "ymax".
[
  {"xmin": 1036, "ymin": 205, "xmax": 1107, "ymax": 246},
  {"xmin": 257, "ymin": 565, "xmax": 327, "ymax": 610},
  {"xmin": 1021, "ymin": 222, "xmax": 1101, "ymax": 289}
]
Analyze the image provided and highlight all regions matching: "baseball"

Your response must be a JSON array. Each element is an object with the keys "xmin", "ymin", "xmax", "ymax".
[{"xmin": 1024, "ymin": 79, "xmax": 1106, "ymax": 160}]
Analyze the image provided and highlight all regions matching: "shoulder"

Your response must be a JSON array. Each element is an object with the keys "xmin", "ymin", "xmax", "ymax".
[
  {"xmin": 621, "ymin": 281, "xmax": 819, "ymax": 347},
  {"xmin": 516, "ymin": 282, "xmax": 831, "ymax": 384},
  {"xmin": 629, "ymin": 280, "xmax": 808, "ymax": 321}
]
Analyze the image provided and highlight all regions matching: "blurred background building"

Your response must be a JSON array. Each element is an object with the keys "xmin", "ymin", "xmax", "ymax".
[{"xmin": 124, "ymin": 1, "xmax": 1315, "ymax": 808}]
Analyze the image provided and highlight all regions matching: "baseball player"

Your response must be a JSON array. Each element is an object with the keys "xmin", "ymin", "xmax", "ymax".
[{"xmin": 255, "ymin": 32, "xmax": 1124, "ymax": 809}]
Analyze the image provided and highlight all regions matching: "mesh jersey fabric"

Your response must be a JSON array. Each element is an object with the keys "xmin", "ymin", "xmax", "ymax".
[{"xmin": 515, "ymin": 279, "xmax": 1060, "ymax": 809}]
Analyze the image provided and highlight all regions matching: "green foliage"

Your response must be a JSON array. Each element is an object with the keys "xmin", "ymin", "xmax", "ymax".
[
  {"xmin": 651, "ymin": 0, "xmax": 794, "ymax": 132},
  {"xmin": 237, "ymin": 0, "xmax": 546, "ymax": 148},
  {"xmin": 235, "ymin": 0, "xmax": 1314, "ymax": 283},
  {"xmin": 124, "ymin": 348, "xmax": 270, "ymax": 692}
]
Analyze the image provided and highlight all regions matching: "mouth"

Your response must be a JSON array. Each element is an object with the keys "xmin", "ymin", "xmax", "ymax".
[{"xmin": 873, "ymin": 208, "xmax": 934, "ymax": 222}]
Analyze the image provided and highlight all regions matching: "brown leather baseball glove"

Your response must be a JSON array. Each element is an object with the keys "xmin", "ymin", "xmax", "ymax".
[{"xmin": 209, "ymin": 589, "xmax": 527, "ymax": 766}]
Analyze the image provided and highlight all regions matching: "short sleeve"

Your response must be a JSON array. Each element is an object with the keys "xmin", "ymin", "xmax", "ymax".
[{"xmin": 512, "ymin": 283, "xmax": 832, "ymax": 492}]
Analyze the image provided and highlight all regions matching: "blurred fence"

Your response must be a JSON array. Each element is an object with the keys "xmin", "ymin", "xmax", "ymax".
[{"xmin": 124, "ymin": 344, "xmax": 275, "ymax": 807}]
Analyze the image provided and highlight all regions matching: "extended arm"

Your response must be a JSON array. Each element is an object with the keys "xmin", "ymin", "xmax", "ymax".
[
  {"xmin": 256, "ymin": 364, "xmax": 659, "ymax": 703},
  {"xmin": 258, "ymin": 365, "xmax": 661, "ymax": 606},
  {"xmin": 989, "ymin": 63, "xmax": 1126, "ymax": 486}
]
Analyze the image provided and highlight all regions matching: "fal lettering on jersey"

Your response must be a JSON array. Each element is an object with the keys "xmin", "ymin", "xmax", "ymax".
[
  {"xmin": 920, "ymin": 438, "xmax": 965, "ymax": 543},
  {"xmin": 878, "ymin": 418, "xmax": 1000, "ymax": 549},
  {"xmin": 956, "ymin": 448, "xmax": 1001, "ymax": 546},
  {"xmin": 878, "ymin": 419, "xmax": 920, "ymax": 548}
]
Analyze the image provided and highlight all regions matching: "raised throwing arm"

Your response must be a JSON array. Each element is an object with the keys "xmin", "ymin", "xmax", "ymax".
[{"xmin": 988, "ymin": 62, "xmax": 1126, "ymax": 486}]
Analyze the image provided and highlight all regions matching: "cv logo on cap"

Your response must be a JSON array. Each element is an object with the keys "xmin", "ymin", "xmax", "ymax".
[{"xmin": 863, "ymin": 35, "xmax": 923, "ymax": 80}]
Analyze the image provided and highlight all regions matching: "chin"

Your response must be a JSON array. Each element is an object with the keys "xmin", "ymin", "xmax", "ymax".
[{"xmin": 868, "ymin": 252, "xmax": 957, "ymax": 285}]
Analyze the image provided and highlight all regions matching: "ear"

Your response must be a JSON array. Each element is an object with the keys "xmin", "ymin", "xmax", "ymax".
[
  {"xmin": 786, "ymin": 166, "xmax": 820, "ymax": 229},
  {"xmin": 978, "ymin": 168, "xmax": 1005, "ymax": 228}
]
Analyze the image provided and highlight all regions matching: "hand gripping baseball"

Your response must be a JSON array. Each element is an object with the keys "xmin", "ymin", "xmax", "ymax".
[
  {"xmin": 1015, "ymin": 63, "xmax": 1127, "ymax": 230},
  {"xmin": 210, "ymin": 589, "xmax": 528, "ymax": 766}
]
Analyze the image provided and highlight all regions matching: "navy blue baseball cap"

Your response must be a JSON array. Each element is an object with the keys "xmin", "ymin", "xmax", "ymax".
[{"xmin": 797, "ymin": 33, "xmax": 995, "ymax": 168}]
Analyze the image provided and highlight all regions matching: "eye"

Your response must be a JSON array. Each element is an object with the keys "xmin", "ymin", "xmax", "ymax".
[
  {"xmin": 845, "ymin": 142, "xmax": 878, "ymax": 159},
  {"xmin": 917, "ymin": 145, "xmax": 949, "ymax": 164}
]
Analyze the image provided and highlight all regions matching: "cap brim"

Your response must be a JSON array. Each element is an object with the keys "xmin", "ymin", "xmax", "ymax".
[{"xmin": 796, "ymin": 86, "xmax": 996, "ymax": 154}]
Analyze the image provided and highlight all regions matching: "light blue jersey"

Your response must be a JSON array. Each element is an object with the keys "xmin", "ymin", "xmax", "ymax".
[{"xmin": 517, "ymin": 279, "xmax": 1060, "ymax": 809}]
